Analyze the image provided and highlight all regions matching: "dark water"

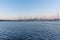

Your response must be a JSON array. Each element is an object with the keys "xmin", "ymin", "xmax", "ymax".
[{"xmin": 0, "ymin": 21, "xmax": 60, "ymax": 40}]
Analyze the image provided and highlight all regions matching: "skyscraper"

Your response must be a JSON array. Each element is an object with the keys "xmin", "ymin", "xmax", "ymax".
[{"xmin": 57, "ymin": 12, "xmax": 59, "ymax": 19}]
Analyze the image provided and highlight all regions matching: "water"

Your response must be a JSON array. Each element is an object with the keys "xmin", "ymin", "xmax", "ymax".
[{"xmin": 0, "ymin": 21, "xmax": 60, "ymax": 40}]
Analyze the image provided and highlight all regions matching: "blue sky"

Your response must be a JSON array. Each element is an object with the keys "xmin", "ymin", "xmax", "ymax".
[{"xmin": 0, "ymin": 0, "xmax": 60, "ymax": 19}]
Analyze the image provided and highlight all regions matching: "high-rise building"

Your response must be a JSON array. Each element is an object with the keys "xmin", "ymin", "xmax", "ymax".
[{"xmin": 57, "ymin": 12, "xmax": 59, "ymax": 19}]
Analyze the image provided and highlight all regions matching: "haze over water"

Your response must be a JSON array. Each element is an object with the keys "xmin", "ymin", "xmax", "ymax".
[{"xmin": 0, "ymin": 0, "xmax": 60, "ymax": 19}]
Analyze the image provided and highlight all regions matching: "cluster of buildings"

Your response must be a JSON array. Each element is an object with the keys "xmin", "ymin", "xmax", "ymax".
[{"xmin": 17, "ymin": 13, "xmax": 60, "ymax": 21}]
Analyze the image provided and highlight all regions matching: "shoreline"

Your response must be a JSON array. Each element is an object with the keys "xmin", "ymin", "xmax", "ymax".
[{"xmin": 0, "ymin": 19, "xmax": 60, "ymax": 22}]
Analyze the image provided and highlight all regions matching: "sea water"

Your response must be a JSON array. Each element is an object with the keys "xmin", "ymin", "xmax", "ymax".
[{"xmin": 0, "ymin": 21, "xmax": 60, "ymax": 40}]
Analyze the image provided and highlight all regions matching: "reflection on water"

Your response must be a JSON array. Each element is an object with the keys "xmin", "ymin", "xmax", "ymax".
[{"xmin": 0, "ymin": 21, "xmax": 60, "ymax": 40}]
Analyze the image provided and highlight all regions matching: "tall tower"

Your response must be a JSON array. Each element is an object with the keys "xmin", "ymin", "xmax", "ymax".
[{"xmin": 57, "ymin": 12, "xmax": 59, "ymax": 19}]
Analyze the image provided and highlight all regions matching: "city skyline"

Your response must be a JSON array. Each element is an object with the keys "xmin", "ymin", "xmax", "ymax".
[{"xmin": 0, "ymin": 12, "xmax": 59, "ymax": 20}]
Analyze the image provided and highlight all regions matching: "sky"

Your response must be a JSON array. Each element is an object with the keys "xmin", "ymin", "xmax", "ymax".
[{"xmin": 0, "ymin": 0, "xmax": 60, "ymax": 19}]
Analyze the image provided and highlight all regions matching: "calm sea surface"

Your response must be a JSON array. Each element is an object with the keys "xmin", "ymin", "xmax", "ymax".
[{"xmin": 0, "ymin": 21, "xmax": 60, "ymax": 40}]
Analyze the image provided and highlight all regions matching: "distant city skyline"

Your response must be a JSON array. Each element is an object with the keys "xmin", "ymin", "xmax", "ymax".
[{"xmin": 0, "ymin": 0, "xmax": 60, "ymax": 19}]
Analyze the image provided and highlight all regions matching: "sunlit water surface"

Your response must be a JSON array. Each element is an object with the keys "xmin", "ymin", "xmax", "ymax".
[{"xmin": 0, "ymin": 21, "xmax": 60, "ymax": 40}]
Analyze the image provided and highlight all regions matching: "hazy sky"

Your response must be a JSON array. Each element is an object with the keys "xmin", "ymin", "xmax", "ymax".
[{"xmin": 0, "ymin": 0, "xmax": 60, "ymax": 19}]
